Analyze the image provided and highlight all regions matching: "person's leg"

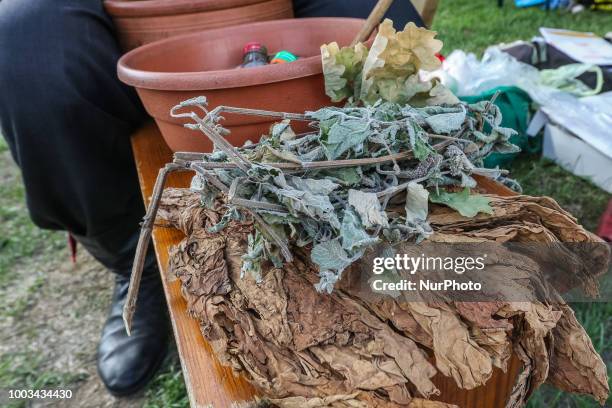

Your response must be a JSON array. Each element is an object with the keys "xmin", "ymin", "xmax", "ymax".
[
  {"xmin": 0, "ymin": 0, "xmax": 168, "ymax": 396},
  {"xmin": 292, "ymin": 0, "xmax": 425, "ymax": 28}
]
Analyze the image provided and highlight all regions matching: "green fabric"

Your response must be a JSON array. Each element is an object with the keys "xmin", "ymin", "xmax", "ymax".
[{"xmin": 460, "ymin": 86, "xmax": 539, "ymax": 168}]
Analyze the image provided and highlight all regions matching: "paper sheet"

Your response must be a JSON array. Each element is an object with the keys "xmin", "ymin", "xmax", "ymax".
[{"xmin": 540, "ymin": 27, "xmax": 612, "ymax": 66}]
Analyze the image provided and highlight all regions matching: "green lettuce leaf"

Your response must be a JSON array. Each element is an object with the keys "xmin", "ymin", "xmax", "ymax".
[
  {"xmin": 321, "ymin": 42, "xmax": 368, "ymax": 102},
  {"xmin": 360, "ymin": 19, "xmax": 444, "ymax": 105}
]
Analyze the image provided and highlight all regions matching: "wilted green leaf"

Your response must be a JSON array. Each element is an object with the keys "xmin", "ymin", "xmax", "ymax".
[
  {"xmin": 424, "ymin": 107, "xmax": 466, "ymax": 134},
  {"xmin": 413, "ymin": 137, "xmax": 434, "ymax": 161},
  {"xmin": 319, "ymin": 167, "xmax": 362, "ymax": 186},
  {"xmin": 272, "ymin": 187, "xmax": 340, "ymax": 229},
  {"xmin": 270, "ymin": 119, "xmax": 296, "ymax": 141},
  {"xmin": 241, "ymin": 231, "xmax": 265, "ymax": 281},
  {"xmin": 290, "ymin": 177, "xmax": 339, "ymax": 195},
  {"xmin": 429, "ymin": 187, "xmax": 494, "ymax": 217},
  {"xmin": 190, "ymin": 174, "xmax": 218, "ymax": 208},
  {"xmin": 405, "ymin": 183, "xmax": 429, "ymax": 224},
  {"xmin": 494, "ymin": 142, "xmax": 521, "ymax": 154},
  {"xmin": 207, "ymin": 206, "xmax": 243, "ymax": 233}
]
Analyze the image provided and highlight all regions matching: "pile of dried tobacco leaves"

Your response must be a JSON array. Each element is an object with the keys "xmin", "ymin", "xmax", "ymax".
[{"xmin": 150, "ymin": 19, "xmax": 609, "ymax": 408}]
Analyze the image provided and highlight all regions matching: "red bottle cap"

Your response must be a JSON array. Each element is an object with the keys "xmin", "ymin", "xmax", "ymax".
[{"xmin": 243, "ymin": 42, "xmax": 264, "ymax": 55}]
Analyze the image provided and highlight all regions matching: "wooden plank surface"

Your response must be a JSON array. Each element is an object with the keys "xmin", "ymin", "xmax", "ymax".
[{"xmin": 131, "ymin": 122, "xmax": 522, "ymax": 408}]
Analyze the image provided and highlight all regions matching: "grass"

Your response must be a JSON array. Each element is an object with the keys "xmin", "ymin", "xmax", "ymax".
[
  {"xmin": 0, "ymin": 351, "xmax": 87, "ymax": 408},
  {"xmin": 0, "ymin": 138, "xmax": 77, "ymax": 408},
  {"xmin": 1, "ymin": 1, "xmax": 610, "ymax": 407},
  {"xmin": 0, "ymin": 148, "xmax": 64, "ymax": 289},
  {"xmin": 510, "ymin": 155, "xmax": 610, "ymax": 232},
  {"xmin": 431, "ymin": 0, "xmax": 612, "ymax": 55},
  {"xmin": 0, "ymin": 136, "xmax": 7, "ymax": 153},
  {"xmin": 144, "ymin": 359, "xmax": 189, "ymax": 408},
  {"xmin": 1, "ymin": 275, "xmax": 45, "ymax": 318}
]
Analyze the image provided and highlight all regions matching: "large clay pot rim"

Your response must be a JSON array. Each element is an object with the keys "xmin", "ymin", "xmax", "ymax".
[
  {"xmin": 118, "ymin": 18, "xmax": 366, "ymax": 92},
  {"xmin": 104, "ymin": 0, "xmax": 268, "ymax": 18}
]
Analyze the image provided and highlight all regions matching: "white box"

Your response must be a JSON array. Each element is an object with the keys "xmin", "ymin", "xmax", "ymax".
[{"xmin": 543, "ymin": 123, "xmax": 612, "ymax": 193}]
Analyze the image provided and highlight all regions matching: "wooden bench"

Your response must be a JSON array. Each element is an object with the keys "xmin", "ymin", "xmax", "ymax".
[{"xmin": 131, "ymin": 122, "xmax": 522, "ymax": 408}]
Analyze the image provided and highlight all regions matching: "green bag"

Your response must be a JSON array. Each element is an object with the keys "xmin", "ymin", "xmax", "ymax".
[{"xmin": 460, "ymin": 86, "xmax": 540, "ymax": 168}]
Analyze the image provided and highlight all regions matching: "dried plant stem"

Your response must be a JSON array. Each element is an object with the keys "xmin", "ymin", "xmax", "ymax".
[
  {"xmin": 206, "ymin": 105, "xmax": 309, "ymax": 122},
  {"xmin": 123, "ymin": 162, "xmax": 189, "ymax": 334},
  {"xmin": 174, "ymin": 141, "xmax": 451, "ymax": 172},
  {"xmin": 477, "ymin": 90, "xmax": 501, "ymax": 132},
  {"xmin": 350, "ymin": 0, "xmax": 395, "ymax": 46}
]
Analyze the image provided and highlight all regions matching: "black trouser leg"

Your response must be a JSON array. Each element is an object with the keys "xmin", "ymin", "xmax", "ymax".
[
  {"xmin": 0, "ymin": 0, "xmax": 151, "ymax": 276},
  {"xmin": 292, "ymin": 0, "xmax": 425, "ymax": 28},
  {"xmin": 0, "ymin": 1, "xmax": 168, "ymax": 395}
]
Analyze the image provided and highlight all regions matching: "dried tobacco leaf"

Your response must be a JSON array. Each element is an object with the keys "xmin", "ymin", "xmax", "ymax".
[{"xmin": 159, "ymin": 188, "xmax": 609, "ymax": 408}]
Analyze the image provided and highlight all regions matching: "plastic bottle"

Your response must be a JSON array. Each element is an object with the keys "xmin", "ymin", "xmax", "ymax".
[{"xmin": 241, "ymin": 42, "xmax": 268, "ymax": 68}]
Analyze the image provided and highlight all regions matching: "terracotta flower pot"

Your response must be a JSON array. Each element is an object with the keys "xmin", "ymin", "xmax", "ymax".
[
  {"xmin": 104, "ymin": 0, "xmax": 294, "ymax": 51},
  {"xmin": 118, "ymin": 18, "xmax": 366, "ymax": 153}
]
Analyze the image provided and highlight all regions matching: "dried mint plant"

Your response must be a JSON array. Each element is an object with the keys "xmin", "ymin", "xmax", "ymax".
[
  {"xmin": 168, "ymin": 94, "xmax": 521, "ymax": 293},
  {"xmin": 127, "ymin": 19, "xmax": 523, "ymax": 313}
]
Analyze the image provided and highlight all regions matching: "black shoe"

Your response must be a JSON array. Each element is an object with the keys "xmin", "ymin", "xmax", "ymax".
[{"xmin": 97, "ymin": 272, "xmax": 170, "ymax": 396}]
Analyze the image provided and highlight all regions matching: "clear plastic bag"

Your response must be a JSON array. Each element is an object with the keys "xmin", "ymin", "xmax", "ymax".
[
  {"xmin": 431, "ymin": 48, "xmax": 541, "ymax": 97},
  {"xmin": 430, "ymin": 48, "xmax": 611, "ymax": 159},
  {"xmin": 432, "ymin": 47, "xmax": 602, "ymax": 98}
]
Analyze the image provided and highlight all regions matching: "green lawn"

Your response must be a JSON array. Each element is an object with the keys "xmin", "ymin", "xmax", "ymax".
[{"xmin": 432, "ymin": 0, "xmax": 612, "ymax": 55}]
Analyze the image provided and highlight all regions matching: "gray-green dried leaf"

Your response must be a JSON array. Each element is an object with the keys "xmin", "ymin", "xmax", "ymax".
[
  {"xmin": 340, "ymin": 209, "xmax": 379, "ymax": 251},
  {"xmin": 348, "ymin": 189, "xmax": 389, "ymax": 228},
  {"xmin": 323, "ymin": 119, "xmax": 370, "ymax": 159}
]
